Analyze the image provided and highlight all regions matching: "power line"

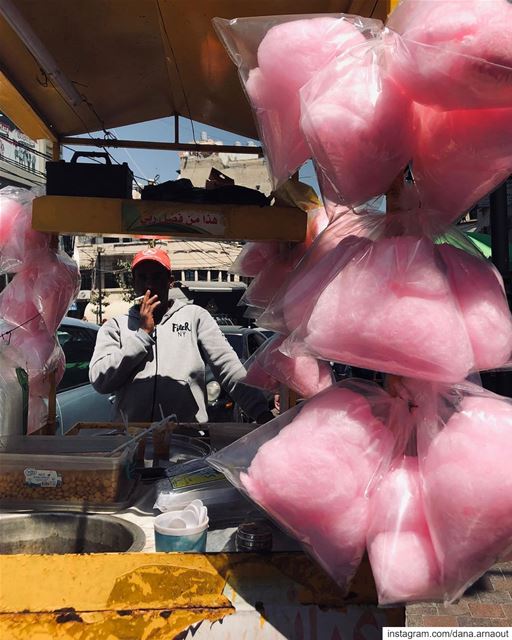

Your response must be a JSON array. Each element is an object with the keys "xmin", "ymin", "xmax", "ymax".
[{"xmin": 0, "ymin": 132, "xmax": 52, "ymax": 160}]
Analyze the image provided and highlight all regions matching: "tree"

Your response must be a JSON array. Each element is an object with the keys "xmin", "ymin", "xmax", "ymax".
[
  {"xmin": 114, "ymin": 259, "xmax": 136, "ymax": 303},
  {"xmin": 90, "ymin": 289, "xmax": 110, "ymax": 324}
]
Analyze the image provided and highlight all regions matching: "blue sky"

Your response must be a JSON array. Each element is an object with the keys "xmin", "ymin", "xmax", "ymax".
[{"xmin": 62, "ymin": 117, "xmax": 320, "ymax": 194}]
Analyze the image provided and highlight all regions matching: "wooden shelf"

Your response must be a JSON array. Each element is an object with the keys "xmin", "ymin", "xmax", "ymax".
[{"xmin": 32, "ymin": 196, "xmax": 307, "ymax": 242}]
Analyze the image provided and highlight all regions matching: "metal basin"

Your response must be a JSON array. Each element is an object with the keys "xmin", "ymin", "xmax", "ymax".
[{"xmin": 0, "ymin": 512, "xmax": 145, "ymax": 554}]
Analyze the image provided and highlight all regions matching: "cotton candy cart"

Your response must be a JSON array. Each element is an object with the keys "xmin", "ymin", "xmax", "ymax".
[{"xmin": 0, "ymin": 0, "xmax": 412, "ymax": 638}]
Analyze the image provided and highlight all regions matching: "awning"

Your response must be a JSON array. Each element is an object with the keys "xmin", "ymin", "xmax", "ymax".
[
  {"xmin": 465, "ymin": 231, "xmax": 512, "ymax": 260},
  {"xmin": 0, "ymin": 0, "xmax": 390, "ymax": 142}
]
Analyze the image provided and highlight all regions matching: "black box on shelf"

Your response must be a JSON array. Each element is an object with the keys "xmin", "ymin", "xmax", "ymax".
[{"xmin": 46, "ymin": 152, "xmax": 133, "ymax": 199}]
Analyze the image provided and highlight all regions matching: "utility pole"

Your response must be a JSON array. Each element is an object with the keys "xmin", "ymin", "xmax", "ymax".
[{"xmin": 97, "ymin": 246, "xmax": 105, "ymax": 324}]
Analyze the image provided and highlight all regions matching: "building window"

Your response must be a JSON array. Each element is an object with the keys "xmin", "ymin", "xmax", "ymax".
[
  {"xmin": 81, "ymin": 269, "xmax": 92, "ymax": 290},
  {"xmin": 184, "ymin": 270, "xmax": 194, "ymax": 281},
  {"xmin": 198, "ymin": 270, "xmax": 208, "ymax": 281},
  {"xmin": 210, "ymin": 270, "xmax": 220, "ymax": 281},
  {"xmin": 104, "ymin": 272, "xmax": 118, "ymax": 288}
]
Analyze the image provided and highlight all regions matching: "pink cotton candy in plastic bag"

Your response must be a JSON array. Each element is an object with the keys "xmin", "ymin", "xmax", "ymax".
[
  {"xmin": 287, "ymin": 234, "xmax": 474, "ymax": 382},
  {"xmin": 387, "ymin": 0, "xmax": 512, "ymax": 110},
  {"xmin": 242, "ymin": 16, "xmax": 370, "ymax": 185},
  {"xmin": 0, "ymin": 269, "xmax": 39, "ymax": 327},
  {"xmin": 368, "ymin": 456, "xmax": 442, "ymax": 604},
  {"xmin": 32, "ymin": 252, "xmax": 80, "ymax": 334},
  {"xmin": 421, "ymin": 390, "xmax": 512, "ymax": 601},
  {"xmin": 244, "ymin": 334, "xmax": 333, "ymax": 398},
  {"xmin": 413, "ymin": 105, "xmax": 512, "ymax": 222},
  {"xmin": 244, "ymin": 358, "xmax": 278, "ymax": 393},
  {"xmin": 300, "ymin": 35, "xmax": 414, "ymax": 206},
  {"xmin": 438, "ymin": 244, "xmax": 512, "ymax": 371},
  {"xmin": 241, "ymin": 253, "xmax": 297, "ymax": 310},
  {"xmin": 238, "ymin": 384, "xmax": 395, "ymax": 588},
  {"xmin": 229, "ymin": 242, "xmax": 280, "ymax": 277}
]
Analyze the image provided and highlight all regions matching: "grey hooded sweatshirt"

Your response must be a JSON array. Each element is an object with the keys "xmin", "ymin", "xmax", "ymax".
[{"xmin": 89, "ymin": 298, "xmax": 269, "ymax": 423}]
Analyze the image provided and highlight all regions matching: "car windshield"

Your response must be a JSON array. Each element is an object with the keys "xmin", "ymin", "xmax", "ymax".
[{"xmin": 225, "ymin": 333, "xmax": 243, "ymax": 358}]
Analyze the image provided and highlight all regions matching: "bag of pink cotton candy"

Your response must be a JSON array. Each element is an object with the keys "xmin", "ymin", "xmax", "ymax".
[
  {"xmin": 258, "ymin": 209, "xmax": 373, "ymax": 334},
  {"xmin": 213, "ymin": 14, "xmax": 381, "ymax": 189},
  {"xmin": 411, "ymin": 104, "xmax": 512, "ymax": 226},
  {"xmin": 281, "ymin": 211, "xmax": 512, "ymax": 383},
  {"xmin": 300, "ymin": 30, "xmax": 415, "ymax": 208},
  {"xmin": 402, "ymin": 378, "xmax": 512, "ymax": 603},
  {"xmin": 208, "ymin": 380, "xmax": 400, "ymax": 593},
  {"xmin": 0, "ymin": 186, "xmax": 50, "ymax": 275},
  {"xmin": 243, "ymin": 333, "xmax": 334, "ymax": 398},
  {"xmin": 386, "ymin": 0, "xmax": 512, "ymax": 111},
  {"xmin": 366, "ymin": 382, "xmax": 443, "ymax": 605}
]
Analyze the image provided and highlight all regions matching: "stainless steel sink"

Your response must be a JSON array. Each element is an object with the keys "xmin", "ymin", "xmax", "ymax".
[{"xmin": 0, "ymin": 512, "xmax": 145, "ymax": 554}]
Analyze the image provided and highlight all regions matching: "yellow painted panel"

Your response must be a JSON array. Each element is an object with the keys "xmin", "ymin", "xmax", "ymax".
[
  {"xmin": 0, "ymin": 71, "xmax": 56, "ymax": 142},
  {"xmin": 0, "ymin": 607, "xmax": 232, "ymax": 640},
  {"xmin": 0, "ymin": 553, "xmax": 378, "ymax": 615},
  {"xmin": 0, "ymin": 553, "xmax": 229, "ymax": 614},
  {"xmin": 32, "ymin": 196, "xmax": 307, "ymax": 242}
]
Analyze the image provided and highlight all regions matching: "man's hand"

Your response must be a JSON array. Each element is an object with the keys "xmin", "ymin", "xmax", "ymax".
[{"xmin": 139, "ymin": 290, "xmax": 160, "ymax": 334}]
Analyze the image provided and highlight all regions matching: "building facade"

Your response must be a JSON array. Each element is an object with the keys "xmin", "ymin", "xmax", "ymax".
[{"xmin": 75, "ymin": 133, "xmax": 272, "ymax": 324}]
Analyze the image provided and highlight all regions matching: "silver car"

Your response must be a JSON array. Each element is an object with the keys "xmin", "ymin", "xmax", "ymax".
[{"xmin": 56, "ymin": 317, "xmax": 114, "ymax": 433}]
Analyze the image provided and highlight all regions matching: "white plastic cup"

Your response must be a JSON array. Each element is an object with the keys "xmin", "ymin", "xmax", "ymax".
[{"xmin": 154, "ymin": 511, "xmax": 208, "ymax": 552}]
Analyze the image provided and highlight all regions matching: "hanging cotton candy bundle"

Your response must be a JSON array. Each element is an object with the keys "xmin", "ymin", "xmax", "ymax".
[
  {"xmin": 368, "ymin": 456, "xmax": 442, "ymax": 604},
  {"xmin": 300, "ymin": 33, "xmax": 414, "ymax": 207},
  {"xmin": 258, "ymin": 212, "xmax": 370, "ymax": 334},
  {"xmin": 32, "ymin": 251, "xmax": 80, "ymax": 334},
  {"xmin": 0, "ymin": 268, "xmax": 39, "ymax": 327},
  {"xmin": 244, "ymin": 334, "xmax": 333, "ymax": 397},
  {"xmin": 284, "ymin": 234, "xmax": 474, "ymax": 382},
  {"xmin": 241, "ymin": 253, "xmax": 298, "ymax": 310},
  {"xmin": 244, "ymin": 357, "xmax": 277, "ymax": 392},
  {"xmin": 229, "ymin": 242, "xmax": 280, "ymax": 277},
  {"xmin": 412, "ymin": 105, "xmax": 512, "ymax": 223},
  {"xmin": 438, "ymin": 244, "xmax": 512, "ymax": 371},
  {"xmin": 0, "ymin": 188, "xmax": 48, "ymax": 274},
  {"xmin": 387, "ymin": 0, "xmax": 512, "ymax": 110},
  {"xmin": 420, "ymin": 391, "xmax": 512, "ymax": 601},
  {"xmin": 234, "ymin": 384, "xmax": 395, "ymax": 589},
  {"xmin": 242, "ymin": 16, "xmax": 371, "ymax": 185}
]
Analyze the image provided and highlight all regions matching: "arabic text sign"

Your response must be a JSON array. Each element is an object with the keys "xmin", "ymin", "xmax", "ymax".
[{"xmin": 122, "ymin": 202, "xmax": 226, "ymax": 236}]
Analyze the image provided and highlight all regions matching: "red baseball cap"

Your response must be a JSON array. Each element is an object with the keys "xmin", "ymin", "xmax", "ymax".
[{"xmin": 131, "ymin": 248, "xmax": 171, "ymax": 272}]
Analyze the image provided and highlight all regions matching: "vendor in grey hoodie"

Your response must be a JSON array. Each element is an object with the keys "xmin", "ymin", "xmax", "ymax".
[{"xmin": 89, "ymin": 247, "xmax": 273, "ymax": 424}]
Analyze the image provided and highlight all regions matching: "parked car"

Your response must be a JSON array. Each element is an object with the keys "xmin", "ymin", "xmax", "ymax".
[
  {"xmin": 56, "ymin": 317, "xmax": 114, "ymax": 433},
  {"xmin": 206, "ymin": 325, "xmax": 273, "ymax": 422},
  {"xmin": 56, "ymin": 319, "xmax": 273, "ymax": 432}
]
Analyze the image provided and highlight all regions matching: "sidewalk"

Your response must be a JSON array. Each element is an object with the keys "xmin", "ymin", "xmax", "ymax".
[{"xmin": 407, "ymin": 561, "xmax": 512, "ymax": 627}]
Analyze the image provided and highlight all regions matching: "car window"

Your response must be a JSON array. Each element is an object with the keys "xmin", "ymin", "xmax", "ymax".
[
  {"xmin": 225, "ymin": 334, "xmax": 243, "ymax": 359},
  {"xmin": 247, "ymin": 332, "xmax": 267, "ymax": 356},
  {"xmin": 57, "ymin": 326, "xmax": 97, "ymax": 391}
]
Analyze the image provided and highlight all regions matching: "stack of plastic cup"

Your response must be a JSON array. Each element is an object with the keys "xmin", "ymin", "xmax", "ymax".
[{"xmin": 154, "ymin": 499, "xmax": 208, "ymax": 552}]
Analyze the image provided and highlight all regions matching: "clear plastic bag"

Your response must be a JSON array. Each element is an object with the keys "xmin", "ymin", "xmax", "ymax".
[
  {"xmin": 258, "ymin": 210, "xmax": 373, "ymax": 334},
  {"xmin": 243, "ymin": 334, "xmax": 333, "ymax": 398},
  {"xmin": 282, "ymin": 211, "xmax": 512, "ymax": 383},
  {"xmin": 32, "ymin": 251, "xmax": 81, "ymax": 334},
  {"xmin": 0, "ymin": 187, "xmax": 49, "ymax": 274},
  {"xmin": 0, "ymin": 345, "xmax": 28, "ymax": 437},
  {"xmin": 209, "ymin": 380, "xmax": 397, "ymax": 592},
  {"xmin": 213, "ymin": 14, "xmax": 382, "ymax": 188},
  {"xmin": 367, "ymin": 394, "xmax": 443, "ymax": 605},
  {"xmin": 413, "ymin": 380, "xmax": 512, "ymax": 602},
  {"xmin": 300, "ymin": 31, "xmax": 415, "ymax": 208},
  {"xmin": 229, "ymin": 242, "xmax": 280, "ymax": 277},
  {"xmin": 239, "ymin": 251, "xmax": 299, "ymax": 310},
  {"xmin": 412, "ymin": 104, "xmax": 512, "ymax": 224},
  {"xmin": 386, "ymin": 0, "xmax": 512, "ymax": 111},
  {"xmin": 368, "ymin": 456, "xmax": 443, "ymax": 605}
]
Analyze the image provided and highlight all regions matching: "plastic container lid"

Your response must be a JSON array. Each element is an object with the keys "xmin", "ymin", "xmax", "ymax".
[{"xmin": 236, "ymin": 520, "xmax": 273, "ymax": 552}]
